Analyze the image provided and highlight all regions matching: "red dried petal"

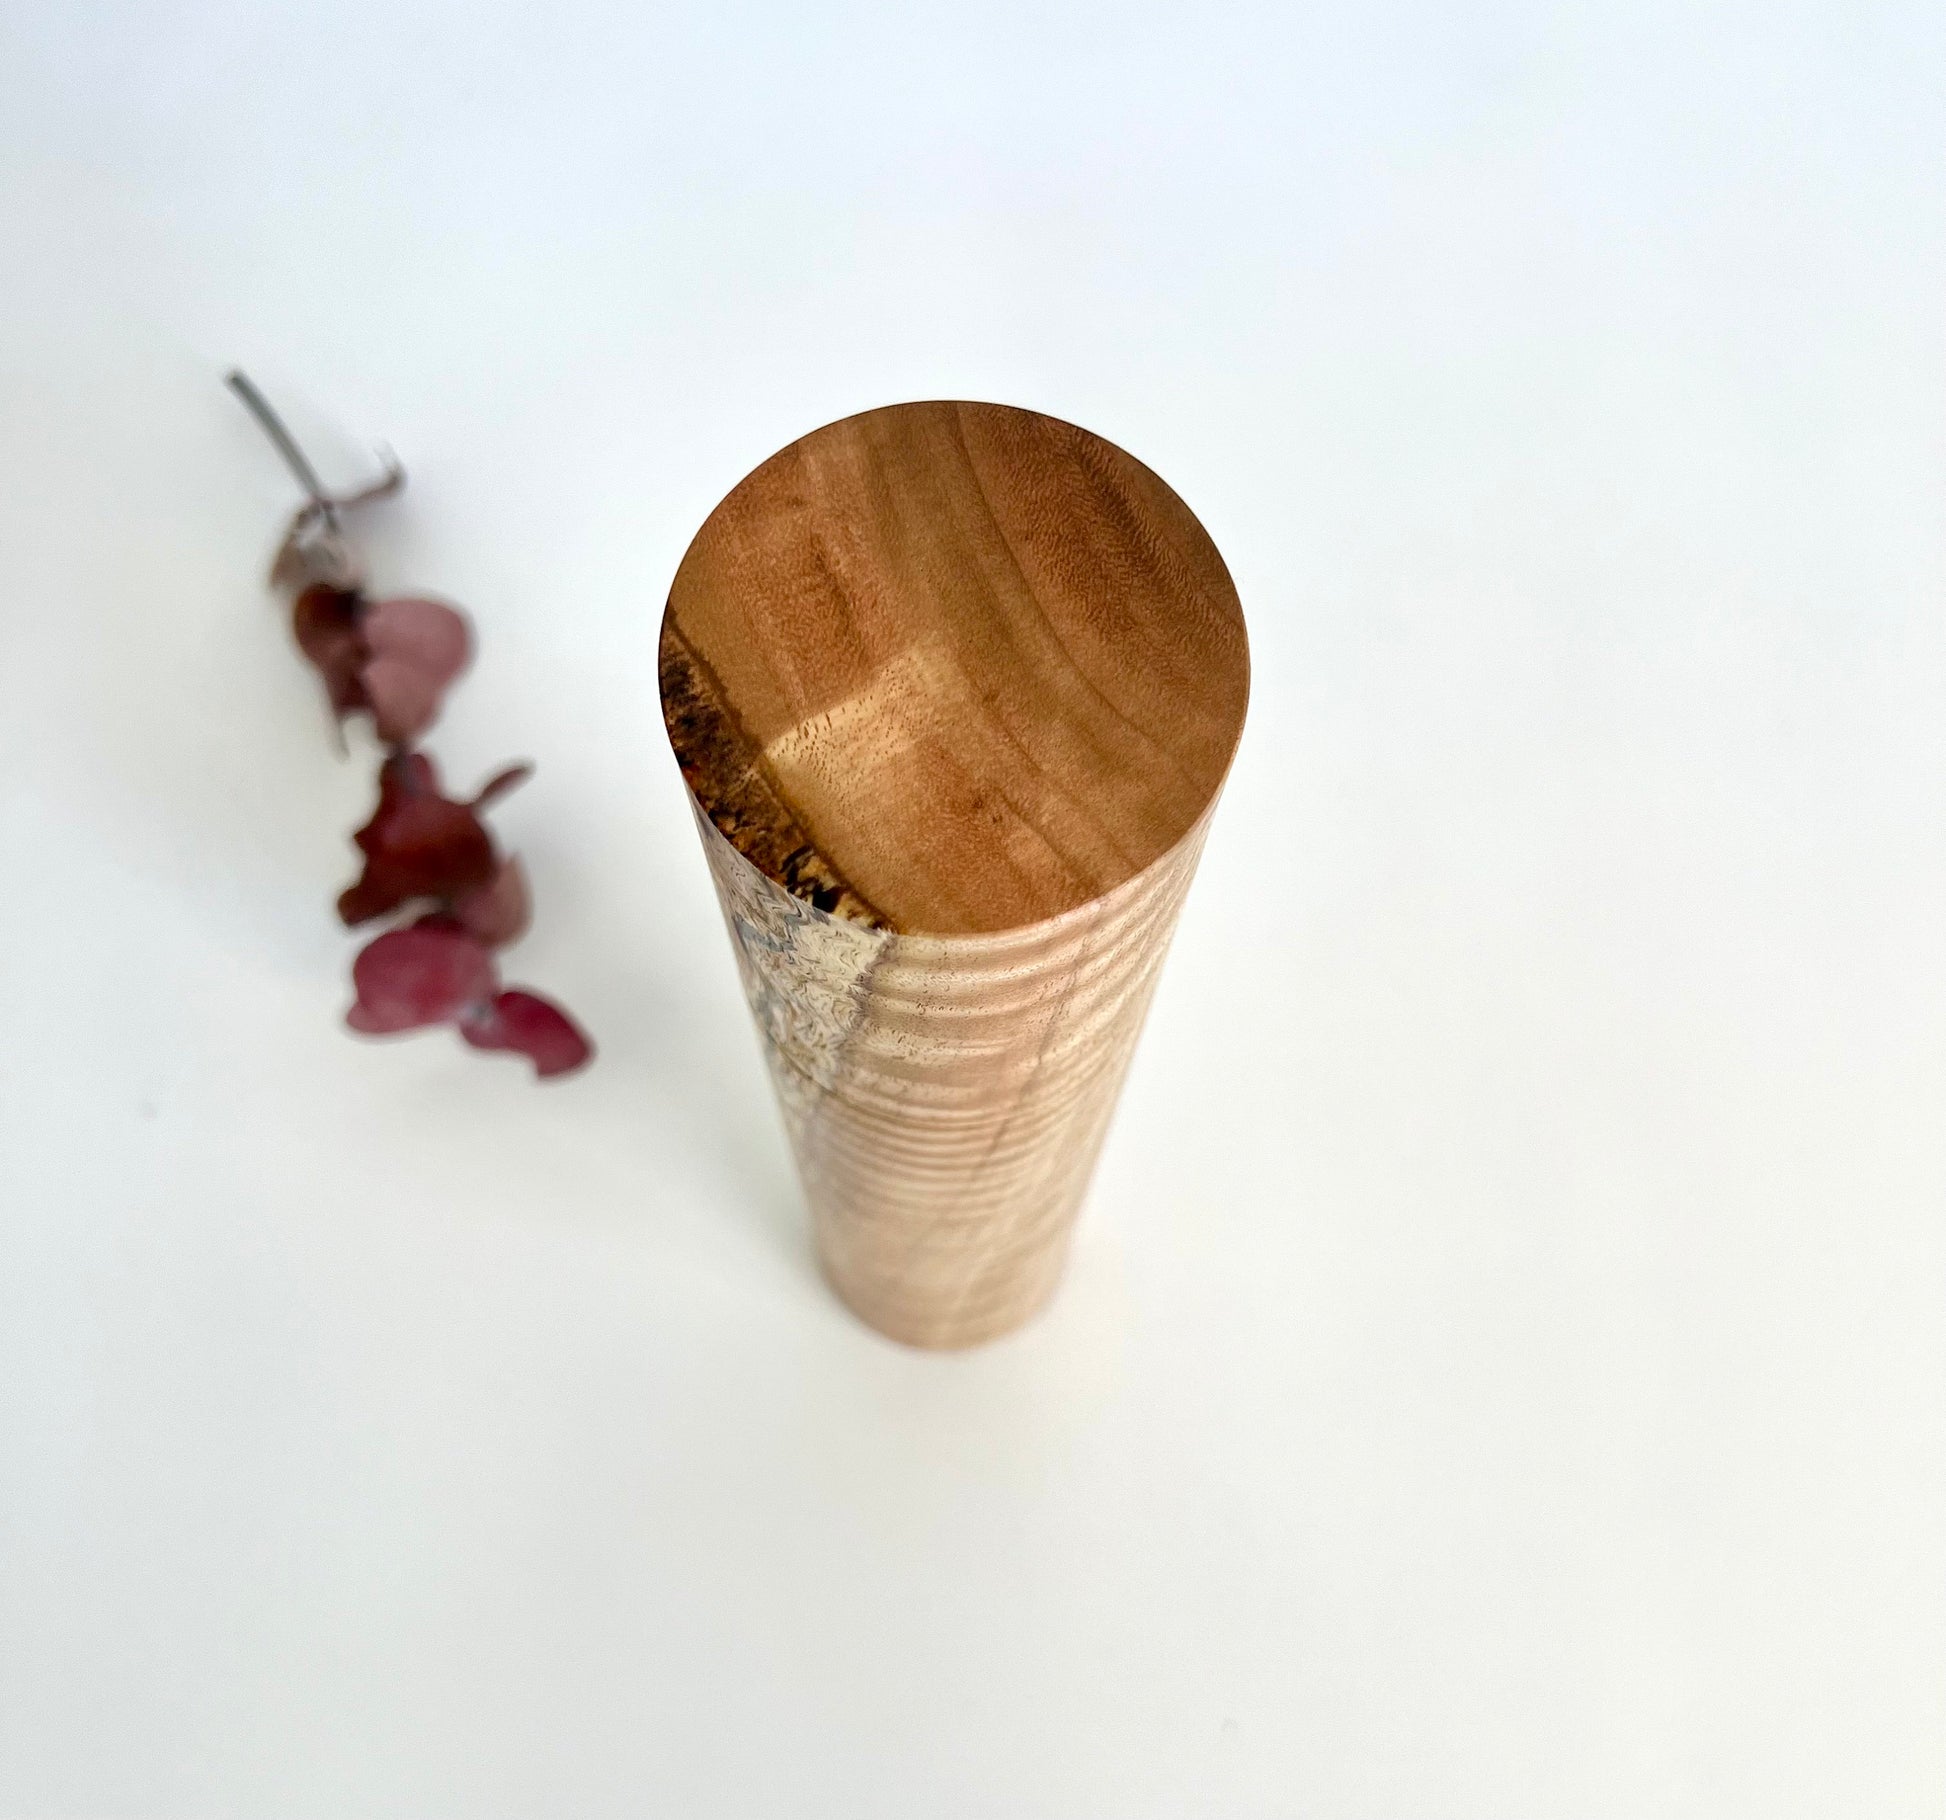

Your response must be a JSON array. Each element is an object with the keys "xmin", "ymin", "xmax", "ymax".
[
  {"xmin": 360, "ymin": 598, "xmax": 473, "ymax": 743},
  {"xmin": 291, "ymin": 584, "xmax": 369, "ymax": 718},
  {"xmin": 338, "ymin": 751, "xmax": 497, "ymax": 926},
  {"xmin": 459, "ymin": 989, "xmax": 593, "ymax": 1077},
  {"xmin": 347, "ymin": 924, "xmax": 498, "ymax": 1035},
  {"xmin": 451, "ymin": 857, "xmax": 532, "ymax": 948}
]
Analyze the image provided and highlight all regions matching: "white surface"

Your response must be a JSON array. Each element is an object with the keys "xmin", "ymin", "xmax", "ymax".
[{"xmin": 2, "ymin": 3, "xmax": 1942, "ymax": 1814}]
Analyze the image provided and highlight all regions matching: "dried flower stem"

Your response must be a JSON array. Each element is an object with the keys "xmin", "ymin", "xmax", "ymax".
[
  {"xmin": 228, "ymin": 370, "xmax": 593, "ymax": 1079},
  {"xmin": 226, "ymin": 370, "xmax": 339, "ymax": 514},
  {"xmin": 228, "ymin": 370, "xmax": 405, "ymax": 578}
]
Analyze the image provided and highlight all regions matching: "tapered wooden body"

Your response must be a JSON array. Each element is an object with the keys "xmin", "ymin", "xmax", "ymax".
[{"xmin": 662, "ymin": 401, "xmax": 1248, "ymax": 1347}]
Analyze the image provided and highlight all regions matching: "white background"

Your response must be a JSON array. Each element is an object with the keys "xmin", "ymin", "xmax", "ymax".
[{"xmin": 2, "ymin": 2, "xmax": 1941, "ymax": 1814}]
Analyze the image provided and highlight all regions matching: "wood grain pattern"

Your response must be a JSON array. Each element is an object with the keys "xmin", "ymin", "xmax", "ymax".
[{"xmin": 661, "ymin": 402, "xmax": 1247, "ymax": 1346}]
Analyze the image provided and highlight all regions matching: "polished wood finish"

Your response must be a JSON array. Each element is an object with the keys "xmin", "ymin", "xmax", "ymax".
[
  {"xmin": 662, "ymin": 402, "xmax": 1247, "ymax": 1346},
  {"xmin": 661, "ymin": 401, "xmax": 1247, "ymax": 937}
]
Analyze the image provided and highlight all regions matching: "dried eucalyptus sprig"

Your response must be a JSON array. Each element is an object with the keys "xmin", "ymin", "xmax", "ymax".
[{"xmin": 228, "ymin": 371, "xmax": 593, "ymax": 1079}]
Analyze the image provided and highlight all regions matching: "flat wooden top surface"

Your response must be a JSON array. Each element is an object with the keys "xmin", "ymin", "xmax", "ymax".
[{"xmin": 659, "ymin": 401, "xmax": 1249, "ymax": 936}]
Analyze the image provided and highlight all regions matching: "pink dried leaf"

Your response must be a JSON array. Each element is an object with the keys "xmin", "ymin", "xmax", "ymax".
[
  {"xmin": 290, "ymin": 584, "xmax": 368, "ymax": 719},
  {"xmin": 363, "ymin": 597, "xmax": 471, "ymax": 680},
  {"xmin": 472, "ymin": 762, "xmax": 533, "ymax": 811},
  {"xmin": 459, "ymin": 989, "xmax": 594, "ymax": 1078},
  {"xmin": 338, "ymin": 751, "xmax": 498, "ymax": 926},
  {"xmin": 347, "ymin": 924, "xmax": 498, "ymax": 1035},
  {"xmin": 360, "ymin": 656, "xmax": 448, "ymax": 745},
  {"xmin": 360, "ymin": 597, "xmax": 472, "ymax": 742},
  {"xmin": 451, "ymin": 856, "xmax": 532, "ymax": 948}
]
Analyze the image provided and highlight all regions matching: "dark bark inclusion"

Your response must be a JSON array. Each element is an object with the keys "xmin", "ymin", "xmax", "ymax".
[{"xmin": 659, "ymin": 623, "xmax": 890, "ymax": 930}]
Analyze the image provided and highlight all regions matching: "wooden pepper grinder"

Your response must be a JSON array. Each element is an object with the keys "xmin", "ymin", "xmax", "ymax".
[{"xmin": 661, "ymin": 401, "xmax": 1249, "ymax": 1347}]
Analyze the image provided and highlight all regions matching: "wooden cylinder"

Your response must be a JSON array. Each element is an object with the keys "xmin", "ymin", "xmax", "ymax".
[{"xmin": 660, "ymin": 402, "xmax": 1248, "ymax": 1347}]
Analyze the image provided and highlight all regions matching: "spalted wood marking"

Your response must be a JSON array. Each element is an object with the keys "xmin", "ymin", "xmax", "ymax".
[
  {"xmin": 660, "ymin": 625, "xmax": 887, "ymax": 926},
  {"xmin": 662, "ymin": 401, "xmax": 1248, "ymax": 1346}
]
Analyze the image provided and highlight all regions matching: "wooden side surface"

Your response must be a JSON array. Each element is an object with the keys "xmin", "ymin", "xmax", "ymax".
[
  {"xmin": 695, "ymin": 799, "xmax": 1212, "ymax": 1347},
  {"xmin": 666, "ymin": 400, "xmax": 1245, "ymax": 1343}
]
